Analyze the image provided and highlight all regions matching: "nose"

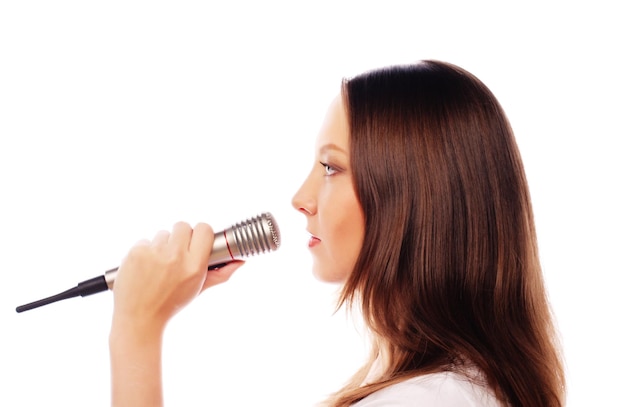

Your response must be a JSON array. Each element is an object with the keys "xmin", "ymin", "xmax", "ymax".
[{"xmin": 292, "ymin": 174, "xmax": 317, "ymax": 216}]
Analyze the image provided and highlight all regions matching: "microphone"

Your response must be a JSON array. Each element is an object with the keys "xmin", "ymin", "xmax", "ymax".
[{"xmin": 16, "ymin": 212, "xmax": 281, "ymax": 313}]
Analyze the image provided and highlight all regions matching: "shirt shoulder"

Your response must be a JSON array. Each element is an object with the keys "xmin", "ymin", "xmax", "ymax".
[{"xmin": 352, "ymin": 371, "xmax": 503, "ymax": 407}]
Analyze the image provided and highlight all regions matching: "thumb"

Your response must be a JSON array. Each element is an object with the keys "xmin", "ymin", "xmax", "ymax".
[{"xmin": 201, "ymin": 261, "xmax": 245, "ymax": 292}]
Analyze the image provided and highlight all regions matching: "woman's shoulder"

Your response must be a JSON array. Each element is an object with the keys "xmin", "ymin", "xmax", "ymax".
[{"xmin": 352, "ymin": 371, "xmax": 503, "ymax": 407}]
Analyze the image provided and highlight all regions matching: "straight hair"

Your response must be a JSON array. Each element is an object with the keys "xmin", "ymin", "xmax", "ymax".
[{"xmin": 327, "ymin": 60, "xmax": 565, "ymax": 407}]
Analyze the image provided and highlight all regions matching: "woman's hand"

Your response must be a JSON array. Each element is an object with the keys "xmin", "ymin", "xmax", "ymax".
[
  {"xmin": 112, "ymin": 221, "xmax": 243, "ymax": 331},
  {"xmin": 109, "ymin": 221, "xmax": 243, "ymax": 407}
]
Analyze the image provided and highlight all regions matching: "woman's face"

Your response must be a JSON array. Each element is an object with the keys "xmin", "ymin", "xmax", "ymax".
[{"xmin": 292, "ymin": 95, "xmax": 365, "ymax": 283}]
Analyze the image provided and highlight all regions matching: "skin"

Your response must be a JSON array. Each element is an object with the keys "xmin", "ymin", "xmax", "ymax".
[
  {"xmin": 109, "ymin": 94, "xmax": 364, "ymax": 406},
  {"xmin": 109, "ymin": 222, "xmax": 243, "ymax": 406},
  {"xmin": 292, "ymin": 95, "xmax": 366, "ymax": 283}
]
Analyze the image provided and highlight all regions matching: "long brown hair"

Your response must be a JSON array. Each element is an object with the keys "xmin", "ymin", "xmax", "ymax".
[{"xmin": 327, "ymin": 61, "xmax": 565, "ymax": 406}]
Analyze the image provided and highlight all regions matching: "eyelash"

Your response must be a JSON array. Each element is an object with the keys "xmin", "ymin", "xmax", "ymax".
[{"xmin": 319, "ymin": 161, "xmax": 339, "ymax": 176}]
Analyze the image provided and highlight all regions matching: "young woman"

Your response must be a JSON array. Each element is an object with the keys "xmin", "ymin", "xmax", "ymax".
[{"xmin": 110, "ymin": 60, "xmax": 565, "ymax": 406}]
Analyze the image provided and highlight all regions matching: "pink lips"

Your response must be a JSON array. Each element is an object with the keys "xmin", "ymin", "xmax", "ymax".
[{"xmin": 308, "ymin": 235, "xmax": 321, "ymax": 248}]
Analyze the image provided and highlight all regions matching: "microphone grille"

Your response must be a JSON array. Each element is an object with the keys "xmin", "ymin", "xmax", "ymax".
[{"xmin": 231, "ymin": 212, "xmax": 281, "ymax": 257}]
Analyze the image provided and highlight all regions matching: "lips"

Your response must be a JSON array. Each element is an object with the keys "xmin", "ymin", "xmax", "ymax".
[{"xmin": 308, "ymin": 235, "xmax": 321, "ymax": 248}]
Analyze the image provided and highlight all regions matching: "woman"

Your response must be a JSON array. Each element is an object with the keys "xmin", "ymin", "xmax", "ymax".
[{"xmin": 110, "ymin": 60, "xmax": 565, "ymax": 406}]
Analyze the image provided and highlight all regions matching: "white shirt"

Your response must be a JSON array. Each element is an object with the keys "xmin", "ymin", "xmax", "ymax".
[{"xmin": 352, "ymin": 371, "xmax": 503, "ymax": 407}]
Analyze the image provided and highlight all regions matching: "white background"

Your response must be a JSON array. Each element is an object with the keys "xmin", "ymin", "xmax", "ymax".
[{"xmin": 1, "ymin": 1, "xmax": 624, "ymax": 406}]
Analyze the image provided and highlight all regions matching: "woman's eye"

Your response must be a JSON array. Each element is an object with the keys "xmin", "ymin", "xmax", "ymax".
[{"xmin": 320, "ymin": 162, "xmax": 338, "ymax": 176}]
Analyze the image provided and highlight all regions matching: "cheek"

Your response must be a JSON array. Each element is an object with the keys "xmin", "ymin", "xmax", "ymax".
[
  {"xmin": 322, "ymin": 192, "xmax": 365, "ymax": 278},
  {"xmin": 337, "ymin": 212, "xmax": 365, "ymax": 263}
]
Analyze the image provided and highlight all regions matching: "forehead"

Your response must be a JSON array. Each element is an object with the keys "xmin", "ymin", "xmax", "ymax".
[{"xmin": 315, "ymin": 94, "xmax": 350, "ymax": 153}]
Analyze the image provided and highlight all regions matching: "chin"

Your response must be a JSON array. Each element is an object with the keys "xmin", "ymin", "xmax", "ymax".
[{"xmin": 312, "ymin": 264, "xmax": 348, "ymax": 284}]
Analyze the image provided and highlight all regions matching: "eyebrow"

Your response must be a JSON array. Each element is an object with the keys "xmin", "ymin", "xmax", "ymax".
[{"xmin": 319, "ymin": 143, "xmax": 348, "ymax": 155}]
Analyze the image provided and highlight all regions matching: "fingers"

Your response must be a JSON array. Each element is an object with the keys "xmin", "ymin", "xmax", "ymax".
[
  {"xmin": 151, "ymin": 230, "xmax": 170, "ymax": 246},
  {"xmin": 150, "ymin": 222, "xmax": 207, "ymax": 253},
  {"xmin": 189, "ymin": 222, "xmax": 214, "ymax": 267},
  {"xmin": 134, "ymin": 238, "xmax": 151, "ymax": 247},
  {"xmin": 125, "ymin": 221, "xmax": 225, "ymax": 287},
  {"xmin": 144, "ymin": 222, "xmax": 215, "ymax": 282},
  {"xmin": 201, "ymin": 260, "xmax": 245, "ymax": 292},
  {"xmin": 151, "ymin": 222, "xmax": 192, "ymax": 247},
  {"xmin": 169, "ymin": 221, "xmax": 193, "ymax": 248}
]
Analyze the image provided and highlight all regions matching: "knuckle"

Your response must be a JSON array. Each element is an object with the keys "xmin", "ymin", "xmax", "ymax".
[
  {"xmin": 173, "ymin": 221, "xmax": 191, "ymax": 231},
  {"xmin": 194, "ymin": 222, "xmax": 213, "ymax": 236},
  {"xmin": 165, "ymin": 246, "xmax": 185, "ymax": 264},
  {"xmin": 126, "ymin": 242, "xmax": 149, "ymax": 262}
]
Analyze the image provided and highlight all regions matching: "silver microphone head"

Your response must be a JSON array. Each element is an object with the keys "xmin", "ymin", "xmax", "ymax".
[
  {"xmin": 217, "ymin": 212, "xmax": 281, "ymax": 260},
  {"xmin": 202, "ymin": 212, "xmax": 281, "ymax": 266}
]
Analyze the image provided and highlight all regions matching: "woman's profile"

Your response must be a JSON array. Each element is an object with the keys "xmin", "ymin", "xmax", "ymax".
[{"xmin": 109, "ymin": 60, "xmax": 565, "ymax": 407}]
